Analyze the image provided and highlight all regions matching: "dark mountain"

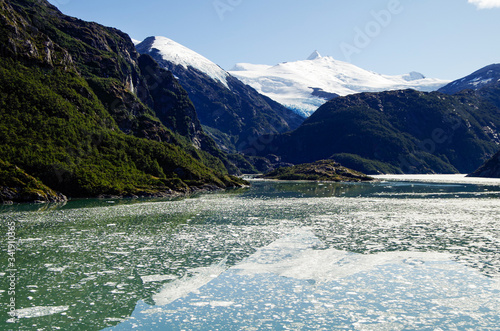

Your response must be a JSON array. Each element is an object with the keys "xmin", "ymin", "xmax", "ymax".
[
  {"xmin": 254, "ymin": 88, "xmax": 500, "ymax": 174},
  {"xmin": 0, "ymin": 0, "xmax": 245, "ymax": 201},
  {"xmin": 439, "ymin": 64, "xmax": 500, "ymax": 95},
  {"xmin": 136, "ymin": 36, "xmax": 304, "ymax": 153},
  {"xmin": 468, "ymin": 149, "xmax": 500, "ymax": 178}
]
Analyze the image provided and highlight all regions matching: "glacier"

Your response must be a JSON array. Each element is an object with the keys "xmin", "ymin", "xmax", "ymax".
[{"xmin": 230, "ymin": 51, "xmax": 450, "ymax": 117}]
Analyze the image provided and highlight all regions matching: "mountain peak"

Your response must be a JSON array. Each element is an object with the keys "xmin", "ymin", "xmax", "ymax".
[
  {"xmin": 307, "ymin": 50, "xmax": 322, "ymax": 61},
  {"xmin": 439, "ymin": 63, "xmax": 500, "ymax": 95},
  {"xmin": 402, "ymin": 71, "xmax": 426, "ymax": 82},
  {"xmin": 136, "ymin": 36, "xmax": 229, "ymax": 88}
]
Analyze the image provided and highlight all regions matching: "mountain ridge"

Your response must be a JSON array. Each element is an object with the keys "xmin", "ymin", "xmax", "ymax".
[
  {"xmin": 439, "ymin": 64, "xmax": 500, "ymax": 95},
  {"xmin": 252, "ymin": 84, "xmax": 500, "ymax": 175},
  {"xmin": 136, "ymin": 36, "xmax": 304, "ymax": 154},
  {"xmin": 469, "ymin": 148, "xmax": 500, "ymax": 178}
]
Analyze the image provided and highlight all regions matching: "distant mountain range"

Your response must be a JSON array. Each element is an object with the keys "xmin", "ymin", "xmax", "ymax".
[
  {"xmin": 136, "ymin": 36, "xmax": 304, "ymax": 153},
  {"xmin": 252, "ymin": 65, "xmax": 500, "ymax": 175},
  {"xmin": 230, "ymin": 51, "xmax": 449, "ymax": 117}
]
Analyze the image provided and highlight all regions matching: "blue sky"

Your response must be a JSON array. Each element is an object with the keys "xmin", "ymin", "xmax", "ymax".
[{"xmin": 47, "ymin": 0, "xmax": 500, "ymax": 80}]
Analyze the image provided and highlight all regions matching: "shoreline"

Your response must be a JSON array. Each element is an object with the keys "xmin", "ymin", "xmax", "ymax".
[{"xmin": 2, "ymin": 182, "xmax": 250, "ymax": 206}]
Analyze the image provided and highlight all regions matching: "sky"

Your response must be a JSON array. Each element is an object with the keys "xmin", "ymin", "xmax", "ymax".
[{"xmin": 46, "ymin": 0, "xmax": 500, "ymax": 80}]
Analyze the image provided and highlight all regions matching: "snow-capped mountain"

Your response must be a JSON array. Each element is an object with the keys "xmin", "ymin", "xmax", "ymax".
[
  {"xmin": 230, "ymin": 51, "xmax": 450, "ymax": 117},
  {"xmin": 136, "ymin": 36, "xmax": 304, "ymax": 153},
  {"xmin": 140, "ymin": 36, "xmax": 230, "ymax": 88},
  {"xmin": 438, "ymin": 64, "xmax": 500, "ymax": 95}
]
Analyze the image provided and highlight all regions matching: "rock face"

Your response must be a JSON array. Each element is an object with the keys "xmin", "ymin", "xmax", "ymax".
[
  {"xmin": 0, "ymin": 0, "xmax": 246, "ymax": 201},
  {"xmin": 136, "ymin": 36, "xmax": 304, "ymax": 153},
  {"xmin": 262, "ymin": 160, "xmax": 373, "ymax": 182},
  {"xmin": 0, "ymin": 160, "xmax": 67, "ymax": 203},
  {"xmin": 468, "ymin": 149, "xmax": 500, "ymax": 178},
  {"xmin": 254, "ymin": 87, "xmax": 500, "ymax": 175}
]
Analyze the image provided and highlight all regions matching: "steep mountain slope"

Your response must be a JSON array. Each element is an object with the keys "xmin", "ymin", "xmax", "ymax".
[
  {"xmin": 0, "ymin": 159, "xmax": 66, "ymax": 203},
  {"xmin": 439, "ymin": 64, "xmax": 500, "ymax": 95},
  {"xmin": 254, "ymin": 87, "xmax": 500, "ymax": 174},
  {"xmin": 230, "ymin": 51, "xmax": 449, "ymax": 117},
  {"xmin": 136, "ymin": 36, "xmax": 304, "ymax": 153},
  {"xmin": 468, "ymin": 149, "xmax": 500, "ymax": 178},
  {"xmin": 0, "ymin": 0, "xmax": 244, "ymax": 200}
]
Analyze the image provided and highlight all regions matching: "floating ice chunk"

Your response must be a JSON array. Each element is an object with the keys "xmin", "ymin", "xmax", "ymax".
[
  {"xmin": 47, "ymin": 266, "xmax": 67, "ymax": 272},
  {"xmin": 141, "ymin": 275, "xmax": 177, "ymax": 283},
  {"xmin": 210, "ymin": 301, "xmax": 234, "ymax": 308},
  {"xmin": 15, "ymin": 306, "xmax": 69, "ymax": 318}
]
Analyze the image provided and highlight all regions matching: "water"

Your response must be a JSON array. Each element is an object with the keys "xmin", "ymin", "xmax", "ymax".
[{"xmin": 1, "ymin": 176, "xmax": 499, "ymax": 330}]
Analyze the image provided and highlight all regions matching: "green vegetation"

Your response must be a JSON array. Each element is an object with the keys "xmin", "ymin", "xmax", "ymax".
[
  {"xmin": 330, "ymin": 153, "xmax": 402, "ymax": 175},
  {"xmin": 0, "ymin": 57, "xmax": 244, "ymax": 197},
  {"xmin": 262, "ymin": 160, "xmax": 373, "ymax": 182},
  {"xmin": 259, "ymin": 90, "xmax": 500, "ymax": 174},
  {"xmin": 0, "ymin": 159, "xmax": 65, "ymax": 203},
  {"xmin": 0, "ymin": 0, "xmax": 247, "ymax": 201}
]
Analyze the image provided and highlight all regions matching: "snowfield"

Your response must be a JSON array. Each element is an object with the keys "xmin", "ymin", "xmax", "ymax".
[
  {"xmin": 135, "ymin": 37, "xmax": 449, "ymax": 118},
  {"xmin": 230, "ymin": 51, "xmax": 449, "ymax": 116},
  {"xmin": 142, "ymin": 36, "xmax": 230, "ymax": 89}
]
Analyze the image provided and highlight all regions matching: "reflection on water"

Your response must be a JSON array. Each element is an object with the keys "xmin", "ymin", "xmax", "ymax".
[
  {"xmin": 0, "ymin": 178, "xmax": 499, "ymax": 330},
  {"xmin": 111, "ymin": 230, "xmax": 500, "ymax": 330}
]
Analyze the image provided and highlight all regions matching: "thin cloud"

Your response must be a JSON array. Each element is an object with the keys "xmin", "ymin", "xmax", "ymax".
[{"xmin": 468, "ymin": 0, "xmax": 500, "ymax": 9}]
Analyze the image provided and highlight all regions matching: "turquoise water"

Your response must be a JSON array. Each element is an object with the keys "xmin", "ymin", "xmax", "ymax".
[{"xmin": 1, "ymin": 179, "xmax": 499, "ymax": 330}]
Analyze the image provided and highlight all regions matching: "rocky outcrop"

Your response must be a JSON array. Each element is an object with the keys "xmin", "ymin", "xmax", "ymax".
[
  {"xmin": 468, "ymin": 149, "xmax": 500, "ymax": 178},
  {"xmin": 262, "ymin": 159, "xmax": 373, "ymax": 182},
  {"xmin": 0, "ymin": 160, "xmax": 67, "ymax": 204}
]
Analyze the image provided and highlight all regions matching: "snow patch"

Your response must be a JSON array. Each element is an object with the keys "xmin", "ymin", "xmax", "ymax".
[
  {"xmin": 140, "ymin": 36, "xmax": 229, "ymax": 88},
  {"xmin": 402, "ymin": 71, "xmax": 426, "ymax": 81},
  {"xmin": 471, "ymin": 78, "xmax": 493, "ymax": 87}
]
